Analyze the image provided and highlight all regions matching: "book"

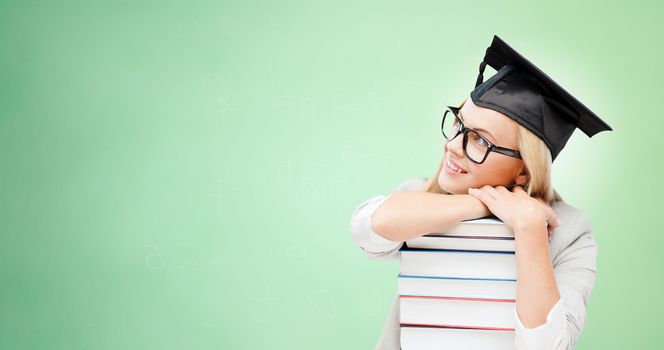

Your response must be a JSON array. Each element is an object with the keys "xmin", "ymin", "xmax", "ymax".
[
  {"xmin": 405, "ymin": 216, "xmax": 515, "ymax": 252},
  {"xmin": 400, "ymin": 295, "xmax": 515, "ymax": 330},
  {"xmin": 406, "ymin": 235, "xmax": 515, "ymax": 252},
  {"xmin": 398, "ymin": 217, "xmax": 518, "ymax": 349},
  {"xmin": 433, "ymin": 216, "xmax": 513, "ymax": 238},
  {"xmin": 399, "ymin": 247, "xmax": 516, "ymax": 280},
  {"xmin": 397, "ymin": 274, "xmax": 516, "ymax": 300},
  {"xmin": 401, "ymin": 326, "xmax": 515, "ymax": 350}
]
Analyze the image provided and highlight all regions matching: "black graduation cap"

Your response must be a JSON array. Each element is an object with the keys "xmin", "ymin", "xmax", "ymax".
[{"xmin": 468, "ymin": 35, "xmax": 612, "ymax": 162}]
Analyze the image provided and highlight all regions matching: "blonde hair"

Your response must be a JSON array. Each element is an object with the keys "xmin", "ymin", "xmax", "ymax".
[{"xmin": 423, "ymin": 97, "xmax": 564, "ymax": 205}]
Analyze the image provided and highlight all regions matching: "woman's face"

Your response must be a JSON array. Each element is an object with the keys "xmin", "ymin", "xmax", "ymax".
[{"xmin": 438, "ymin": 97, "xmax": 527, "ymax": 195}]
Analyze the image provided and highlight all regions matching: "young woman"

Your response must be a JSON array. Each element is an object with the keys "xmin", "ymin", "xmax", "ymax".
[{"xmin": 350, "ymin": 35, "xmax": 612, "ymax": 350}]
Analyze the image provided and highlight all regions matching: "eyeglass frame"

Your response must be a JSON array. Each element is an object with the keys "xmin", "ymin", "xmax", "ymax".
[{"xmin": 441, "ymin": 105, "xmax": 522, "ymax": 164}]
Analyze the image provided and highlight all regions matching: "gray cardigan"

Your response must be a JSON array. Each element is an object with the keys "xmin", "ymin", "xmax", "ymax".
[{"xmin": 350, "ymin": 177, "xmax": 597, "ymax": 350}]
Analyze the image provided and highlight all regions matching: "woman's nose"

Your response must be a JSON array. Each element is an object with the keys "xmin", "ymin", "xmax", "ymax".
[{"xmin": 445, "ymin": 132, "xmax": 465, "ymax": 157}]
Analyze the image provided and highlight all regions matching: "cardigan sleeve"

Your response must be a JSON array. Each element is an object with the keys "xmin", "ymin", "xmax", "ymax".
[
  {"xmin": 349, "ymin": 177, "xmax": 428, "ymax": 261},
  {"xmin": 514, "ymin": 211, "xmax": 597, "ymax": 350}
]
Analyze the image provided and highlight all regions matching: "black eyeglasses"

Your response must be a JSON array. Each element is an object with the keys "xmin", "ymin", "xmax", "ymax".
[{"xmin": 441, "ymin": 106, "xmax": 522, "ymax": 164}]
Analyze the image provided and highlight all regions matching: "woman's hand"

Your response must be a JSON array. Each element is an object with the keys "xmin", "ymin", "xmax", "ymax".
[{"xmin": 467, "ymin": 185, "xmax": 560, "ymax": 240}]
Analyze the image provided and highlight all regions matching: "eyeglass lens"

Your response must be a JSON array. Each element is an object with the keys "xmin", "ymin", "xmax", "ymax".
[{"xmin": 441, "ymin": 110, "xmax": 490, "ymax": 163}]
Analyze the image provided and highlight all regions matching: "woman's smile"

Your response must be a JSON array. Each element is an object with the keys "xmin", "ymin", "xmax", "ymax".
[{"xmin": 445, "ymin": 158, "xmax": 468, "ymax": 174}]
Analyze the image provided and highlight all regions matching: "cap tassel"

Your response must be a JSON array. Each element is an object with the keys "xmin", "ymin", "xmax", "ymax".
[{"xmin": 475, "ymin": 60, "xmax": 487, "ymax": 88}]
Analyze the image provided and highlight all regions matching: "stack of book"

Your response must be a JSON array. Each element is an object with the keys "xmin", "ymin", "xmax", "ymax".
[{"xmin": 398, "ymin": 217, "xmax": 518, "ymax": 350}]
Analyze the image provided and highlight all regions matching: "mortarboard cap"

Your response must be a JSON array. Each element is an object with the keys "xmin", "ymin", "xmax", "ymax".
[{"xmin": 468, "ymin": 35, "xmax": 612, "ymax": 162}]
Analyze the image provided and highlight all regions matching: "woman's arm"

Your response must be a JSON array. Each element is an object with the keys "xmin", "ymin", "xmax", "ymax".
[
  {"xmin": 514, "ymin": 222, "xmax": 561, "ymax": 328},
  {"xmin": 371, "ymin": 191, "xmax": 491, "ymax": 242},
  {"xmin": 350, "ymin": 178, "xmax": 489, "ymax": 261},
  {"xmin": 513, "ymin": 211, "xmax": 597, "ymax": 350}
]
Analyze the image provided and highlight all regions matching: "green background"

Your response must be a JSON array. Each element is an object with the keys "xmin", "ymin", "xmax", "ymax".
[{"xmin": 1, "ymin": 0, "xmax": 661, "ymax": 349}]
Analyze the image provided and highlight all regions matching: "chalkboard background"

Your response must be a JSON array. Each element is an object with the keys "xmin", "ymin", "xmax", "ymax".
[{"xmin": 2, "ymin": 1, "xmax": 661, "ymax": 349}]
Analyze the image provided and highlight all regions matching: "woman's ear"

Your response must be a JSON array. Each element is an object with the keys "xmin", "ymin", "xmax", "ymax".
[
  {"xmin": 515, "ymin": 174, "xmax": 528, "ymax": 186},
  {"xmin": 515, "ymin": 164, "xmax": 529, "ymax": 186}
]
